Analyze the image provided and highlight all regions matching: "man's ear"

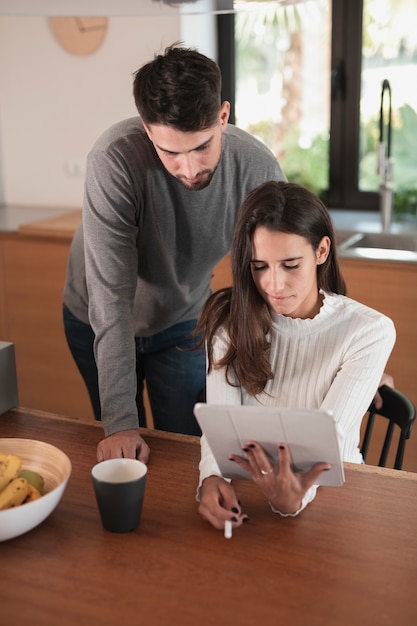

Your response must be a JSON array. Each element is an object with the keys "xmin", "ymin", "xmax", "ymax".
[{"xmin": 219, "ymin": 101, "xmax": 230, "ymax": 129}]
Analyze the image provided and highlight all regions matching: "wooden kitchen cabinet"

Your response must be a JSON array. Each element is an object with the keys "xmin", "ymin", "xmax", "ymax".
[
  {"xmin": 340, "ymin": 258, "xmax": 417, "ymax": 473},
  {"xmin": 0, "ymin": 213, "xmax": 93, "ymax": 421},
  {"xmin": 340, "ymin": 258, "xmax": 417, "ymax": 408},
  {"xmin": 0, "ymin": 220, "xmax": 234, "ymax": 427}
]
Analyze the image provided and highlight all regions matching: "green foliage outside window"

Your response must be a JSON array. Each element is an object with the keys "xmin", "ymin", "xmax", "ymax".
[{"xmin": 245, "ymin": 120, "xmax": 327, "ymax": 200}]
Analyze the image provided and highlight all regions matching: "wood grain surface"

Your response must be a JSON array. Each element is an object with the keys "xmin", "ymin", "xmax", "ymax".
[{"xmin": 1, "ymin": 407, "xmax": 416, "ymax": 626}]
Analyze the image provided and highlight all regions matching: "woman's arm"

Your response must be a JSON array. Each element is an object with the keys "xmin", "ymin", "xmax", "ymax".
[
  {"xmin": 319, "ymin": 313, "xmax": 396, "ymax": 462},
  {"xmin": 199, "ymin": 332, "xmax": 322, "ymax": 521}
]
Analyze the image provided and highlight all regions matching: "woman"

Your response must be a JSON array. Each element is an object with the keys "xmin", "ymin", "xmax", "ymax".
[{"xmin": 195, "ymin": 181, "xmax": 395, "ymax": 530}]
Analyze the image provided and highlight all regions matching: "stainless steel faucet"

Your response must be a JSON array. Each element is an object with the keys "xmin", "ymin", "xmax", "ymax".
[{"xmin": 378, "ymin": 79, "xmax": 393, "ymax": 233}]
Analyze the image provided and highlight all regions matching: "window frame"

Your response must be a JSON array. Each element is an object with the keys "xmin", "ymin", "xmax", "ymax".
[{"xmin": 217, "ymin": 0, "xmax": 380, "ymax": 212}]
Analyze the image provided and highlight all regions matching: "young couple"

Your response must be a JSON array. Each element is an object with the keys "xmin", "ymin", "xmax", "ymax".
[{"xmin": 63, "ymin": 44, "xmax": 395, "ymax": 529}]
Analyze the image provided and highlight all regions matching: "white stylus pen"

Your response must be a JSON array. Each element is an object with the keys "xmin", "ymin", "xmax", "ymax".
[{"xmin": 224, "ymin": 520, "xmax": 232, "ymax": 539}]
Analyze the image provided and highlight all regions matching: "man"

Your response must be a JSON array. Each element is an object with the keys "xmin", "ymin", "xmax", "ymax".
[{"xmin": 63, "ymin": 44, "xmax": 286, "ymax": 463}]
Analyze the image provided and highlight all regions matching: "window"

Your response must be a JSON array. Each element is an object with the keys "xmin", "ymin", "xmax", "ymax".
[
  {"xmin": 218, "ymin": 0, "xmax": 417, "ymax": 218},
  {"xmin": 359, "ymin": 0, "xmax": 417, "ymax": 218}
]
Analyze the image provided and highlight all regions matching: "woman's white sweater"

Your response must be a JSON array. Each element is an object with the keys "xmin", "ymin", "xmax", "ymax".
[{"xmin": 199, "ymin": 291, "xmax": 396, "ymax": 514}]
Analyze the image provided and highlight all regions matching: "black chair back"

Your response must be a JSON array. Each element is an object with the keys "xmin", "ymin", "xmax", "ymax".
[{"xmin": 361, "ymin": 385, "xmax": 416, "ymax": 470}]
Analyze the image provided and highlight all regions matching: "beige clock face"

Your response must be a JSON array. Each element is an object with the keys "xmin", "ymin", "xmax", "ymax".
[{"xmin": 48, "ymin": 17, "xmax": 108, "ymax": 57}]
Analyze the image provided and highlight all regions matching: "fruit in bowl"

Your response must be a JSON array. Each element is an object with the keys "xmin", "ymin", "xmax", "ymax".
[
  {"xmin": 0, "ymin": 438, "xmax": 72, "ymax": 542},
  {"xmin": 0, "ymin": 453, "xmax": 46, "ymax": 508}
]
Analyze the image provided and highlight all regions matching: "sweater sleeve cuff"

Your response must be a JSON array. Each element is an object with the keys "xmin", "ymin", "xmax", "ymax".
[
  {"xmin": 195, "ymin": 474, "xmax": 231, "ymax": 503},
  {"xmin": 268, "ymin": 485, "xmax": 318, "ymax": 517}
]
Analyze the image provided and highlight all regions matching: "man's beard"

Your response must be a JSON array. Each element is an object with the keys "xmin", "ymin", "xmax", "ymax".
[
  {"xmin": 176, "ymin": 150, "xmax": 222, "ymax": 191},
  {"xmin": 176, "ymin": 168, "xmax": 215, "ymax": 191}
]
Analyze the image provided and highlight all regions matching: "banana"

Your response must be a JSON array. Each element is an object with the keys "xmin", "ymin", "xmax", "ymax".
[
  {"xmin": 0, "ymin": 477, "xmax": 30, "ymax": 510},
  {"xmin": 24, "ymin": 483, "xmax": 42, "ymax": 503},
  {"xmin": 0, "ymin": 454, "xmax": 45, "ymax": 508},
  {"xmin": 0, "ymin": 454, "xmax": 22, "ymax": 492}
]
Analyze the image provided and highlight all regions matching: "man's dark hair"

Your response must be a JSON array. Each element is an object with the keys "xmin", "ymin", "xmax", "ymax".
[{"xmin": 133, "ymin": 43, "xmax": 222, "ymax": 132}]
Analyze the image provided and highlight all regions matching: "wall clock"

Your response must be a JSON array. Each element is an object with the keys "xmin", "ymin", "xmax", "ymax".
[{"xmin": 48, "ymin": 17, "xmax": 108, "ymax": 57}]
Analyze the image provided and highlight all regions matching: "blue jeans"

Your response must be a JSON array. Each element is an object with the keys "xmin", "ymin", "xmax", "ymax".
[{"xmin": 63, "ymin": 306, "xmax": 205, "ymax": 435}]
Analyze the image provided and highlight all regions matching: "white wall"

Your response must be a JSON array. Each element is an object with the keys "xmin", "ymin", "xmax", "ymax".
[{"xmin": 0, "ymin": 10, "xmax": 216, "ymax": 208}]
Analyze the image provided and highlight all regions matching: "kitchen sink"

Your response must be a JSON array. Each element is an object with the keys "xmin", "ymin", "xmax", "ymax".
[
  {"xmin": 338, "ymin": 232, "xmax": 417, "ymax": 262},
  {"xmin": 339, "ymin": 232, "xmax": 417, "ymax": 251}
]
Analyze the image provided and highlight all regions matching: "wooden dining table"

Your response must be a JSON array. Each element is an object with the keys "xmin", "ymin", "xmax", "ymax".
[{"xmin": 1, "ymin": 407, "xmax": 416, "ymax": 626}]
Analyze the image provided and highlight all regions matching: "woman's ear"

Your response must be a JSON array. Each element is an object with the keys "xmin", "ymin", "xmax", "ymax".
[{"xmin": 316, "ymin": 236, "xmax": 331, "ymax": 265}]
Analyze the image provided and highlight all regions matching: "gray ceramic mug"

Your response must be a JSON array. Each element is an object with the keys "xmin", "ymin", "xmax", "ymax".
[{"xmin": 91, "ymin": 458, "xmax": 148, "ymax": 532}]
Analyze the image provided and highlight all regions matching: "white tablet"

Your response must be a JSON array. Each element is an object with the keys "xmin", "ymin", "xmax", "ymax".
[{"xmin": 194, "ymin": 403, "xmax": 345, "ymax": 487}]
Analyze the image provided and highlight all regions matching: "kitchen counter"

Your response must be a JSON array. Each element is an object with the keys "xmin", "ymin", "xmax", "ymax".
[
  {"xmin": 1, "ymin": 204, "xmax": 416, "ymax": 239},
  {"xmin": 329, "ymin": 209, "xmax": 417, "ymax": 234},
  {"xmin": 0, "ymin": 205, "xmax": 80, "ymax": 234},
  {"xmin": 18, "ymin": 209, "xmax": 82, "ymax": 239}
]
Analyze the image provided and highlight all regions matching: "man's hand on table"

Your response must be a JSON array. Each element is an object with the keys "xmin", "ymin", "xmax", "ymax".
[{"xmin": 97, "ymin": 429, "xmax": 150, "ymax": 464}]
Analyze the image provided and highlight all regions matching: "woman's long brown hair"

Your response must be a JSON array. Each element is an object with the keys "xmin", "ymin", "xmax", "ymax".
[{"xmin": 195, "ymin": 181, "xmax": 347, "ymax": 396}]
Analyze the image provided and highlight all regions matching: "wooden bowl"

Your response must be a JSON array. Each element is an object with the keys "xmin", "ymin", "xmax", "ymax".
[{"xmin": 0, "ymin": 438, "xmax": 72, "ymax": 541}]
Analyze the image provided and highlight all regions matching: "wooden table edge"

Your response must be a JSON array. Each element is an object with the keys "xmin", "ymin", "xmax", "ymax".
[{"xmin": 5, "ymin": 407, "xmax": 415, "ymax": 479}]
